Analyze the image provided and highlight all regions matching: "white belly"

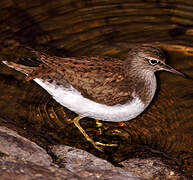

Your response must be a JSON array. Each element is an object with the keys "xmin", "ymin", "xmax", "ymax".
[{"xmin": 34, "ymin": 79, "xmax": 146, "ymax": 122}]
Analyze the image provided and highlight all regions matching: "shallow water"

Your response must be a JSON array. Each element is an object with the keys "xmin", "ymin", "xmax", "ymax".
[
  {"xmin": 0, "ymin": 47, "xmax": 193, "ymax": 176},
  {"xmin": 0, "ymin": 0, "xmax": 193, "ymax": 177}
]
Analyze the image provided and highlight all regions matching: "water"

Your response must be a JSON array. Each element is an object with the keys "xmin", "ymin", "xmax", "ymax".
[
  {"xmin": 0, "ymin": 0, "xmax": 193, "ymax": 177},
  {"xmin": 0, "ymin": 46, "xmax": 193, "ymax": 176}
]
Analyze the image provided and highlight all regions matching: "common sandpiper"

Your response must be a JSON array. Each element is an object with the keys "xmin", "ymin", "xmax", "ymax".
[{"xmin": 2, "ymin": 44, "xmax": 186, "ymax": 151}]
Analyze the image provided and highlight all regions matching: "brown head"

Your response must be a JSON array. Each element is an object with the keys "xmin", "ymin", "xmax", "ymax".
[{"xmin": 127, "ymin": 44, "xmax": 185, "ymax": 77}]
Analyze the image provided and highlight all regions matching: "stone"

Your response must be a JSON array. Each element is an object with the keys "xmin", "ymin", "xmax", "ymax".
[
  {"xmin": 0, "ymin": 126, "xmax": 52, "ymax": 166},
  {"xmin": 48, "ymin": 145, "xmax": 139, "ymax": 180}
]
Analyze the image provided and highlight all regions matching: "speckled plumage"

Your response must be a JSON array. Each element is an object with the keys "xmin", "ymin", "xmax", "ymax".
[
  {"xmin": 2, "ymin": 45, "xmax": 185, "ymax": 118},
  {"xmin": 6, "ymin": 45, "xmax": 164, "ymax": 106},
  {"xmin": 2, "ymin": 44, "xmax": 185, "ymax": 150},
  {"xmin": 26, "ymin": 54, "xmax": 134, "ymax": 106}
]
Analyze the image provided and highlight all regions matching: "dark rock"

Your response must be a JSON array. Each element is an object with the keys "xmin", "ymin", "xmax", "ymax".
[
  {"xmin": 48, "ymin": 145, "xmax": 139, "ymax": 180},
  {"xmin": 121, "ymin": 157, "xmax": 187, "ymax": 180},
  {"xmin": 0, "ymin": 159, "xmax": 81, "ymax": 180},
  {"xmin": 0, "ymin": 126, "xmax": 52, "ymax": 166},
  {"xmin": 49, "ymin": 145, "xmax": 188, "ymax": 180},
  {"xmin": 0, "ymin": 126, "xmax": 188, "ymax": 179}
]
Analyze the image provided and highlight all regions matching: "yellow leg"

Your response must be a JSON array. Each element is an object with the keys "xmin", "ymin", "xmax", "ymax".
[
  {"xmin": 96, "ymin": 120, "xmax": 103, "ymax": 128},
  {"xmin": 73, "ymin": 116, "xmax": 117, "ymax": 152}
]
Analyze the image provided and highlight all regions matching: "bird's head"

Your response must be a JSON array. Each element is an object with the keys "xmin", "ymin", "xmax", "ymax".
[{"xmin": 128, "ymin": 44, "xmax": 186, "ymax": 77}]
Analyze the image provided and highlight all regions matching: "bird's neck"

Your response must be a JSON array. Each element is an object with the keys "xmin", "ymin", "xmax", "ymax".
[{"xmin": 125, "ymin": 66, "xmax": 157, "ymax": 105}]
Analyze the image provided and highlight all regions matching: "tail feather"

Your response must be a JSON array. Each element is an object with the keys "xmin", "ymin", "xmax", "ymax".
[
  {"xmin": 25, "ymin": 46, "xmax": 48, "ymax": 60},
  {"xmin": 2, "ymin": 61, "xmax": 35, "ymax": 75}
]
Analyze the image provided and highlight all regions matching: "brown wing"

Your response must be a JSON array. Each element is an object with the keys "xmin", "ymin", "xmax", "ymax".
[{"xmin": 27, "ymin": 51, "xmax": 133, "ymax": 106}]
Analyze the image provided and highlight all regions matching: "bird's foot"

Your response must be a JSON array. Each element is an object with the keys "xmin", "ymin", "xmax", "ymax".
[
  {"xmin": 86, "ymin": 136, "xmax": 117, "ymax": 152},
  {"xmin": 73, "ymin": 116, "xmax": 117, "ymax": 152}
]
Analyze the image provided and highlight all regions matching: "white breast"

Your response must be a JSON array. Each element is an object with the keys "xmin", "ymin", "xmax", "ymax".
[{"xmin": 34, "ymin": 78, "xmax": 147, "ymax": 122}]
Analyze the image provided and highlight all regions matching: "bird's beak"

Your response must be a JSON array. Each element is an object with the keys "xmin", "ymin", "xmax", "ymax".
[{"xmin": 160, "ymin": 63, "xmax": 186, "ymax": 78}]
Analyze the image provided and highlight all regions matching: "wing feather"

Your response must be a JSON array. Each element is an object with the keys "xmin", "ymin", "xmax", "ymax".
[{"xmin": 27, "ymin": 52, "xmax": 133, "ymax": 106}]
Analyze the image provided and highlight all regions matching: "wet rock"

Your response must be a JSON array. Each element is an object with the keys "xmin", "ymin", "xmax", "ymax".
[
  {"xmin": 0, "ymin": 126, "xmax": 187, "ymax": 179},
  {"xmin": 0, "ymin": 126, "xmax": 139, "ymax": 179},
  {"xmin": 0, "ymin": 159, "xmax": 80, "ymax": 180},
  {"xmin": 48, "ymin": 145, "xmax": 139, "ymax": 180},
  {"xmin": 0, "ymin": 126, "xmax": 52, "ymax": 166},
  {"xmin": 49, "ymin": 145, "xmax": 187, "ymax": 180},
  {"xmin": 121, "ymin": 155, "xmax": 187, "ymax": 180}
]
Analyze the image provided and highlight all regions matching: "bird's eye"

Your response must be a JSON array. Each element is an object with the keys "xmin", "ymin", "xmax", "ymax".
[{"xmin": 149, "ymin": 59, "xmax": 159, "ymax": 66}]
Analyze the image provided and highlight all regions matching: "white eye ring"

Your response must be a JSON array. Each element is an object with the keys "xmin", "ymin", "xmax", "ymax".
[{"xmin": 149, "ymin": 59, "xmax": 159, "ymax": 66}]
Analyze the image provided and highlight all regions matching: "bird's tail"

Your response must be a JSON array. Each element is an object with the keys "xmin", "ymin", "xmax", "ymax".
[
  {"xmin": 2, "ymin": 61, "xmax": 35, "ymax": 75},
  {"xmin": 24, "ymin": 46, "xmax": 54, "ymax": 68}
]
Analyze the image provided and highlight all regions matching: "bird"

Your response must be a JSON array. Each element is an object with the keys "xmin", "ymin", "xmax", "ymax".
[{"xmin": 2, "ymin": 44, "xmax": 186, "ymax": 151}]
